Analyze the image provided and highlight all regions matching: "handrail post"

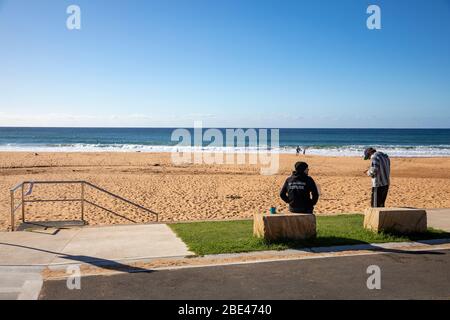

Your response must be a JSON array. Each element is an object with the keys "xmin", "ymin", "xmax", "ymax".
[
  {"xmin": 81, "ymin": 182, "xmax": 85, "ymax": 222},
  {"xmin": 10, "ymin": 190, "xmax": 15, "ymax": 232},
  {"xmin": 21, "ymin": 183, "xmax": 25, "ymax": 223}
]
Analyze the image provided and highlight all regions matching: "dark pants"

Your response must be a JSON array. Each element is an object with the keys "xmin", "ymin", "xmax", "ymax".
[
  {"xmin": 289, "ymin": 207, "xmax": 314, "ymax": 214},
  {"xmin": 371, "ymin": 185, "xmax": 389, "ymax": 207}
]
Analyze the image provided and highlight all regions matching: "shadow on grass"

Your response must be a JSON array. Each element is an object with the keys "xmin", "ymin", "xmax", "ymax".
[{"xmin": 263, "ymin": 232, "xmax": 450, "ymax": 256}]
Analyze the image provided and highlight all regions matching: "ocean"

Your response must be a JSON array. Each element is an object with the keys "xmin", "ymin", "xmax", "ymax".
[{"xmin": 0, "ymin": 127, "xmax": 449, "ymax": 157}]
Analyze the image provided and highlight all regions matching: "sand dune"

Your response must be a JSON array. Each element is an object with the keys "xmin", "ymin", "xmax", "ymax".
[{"xmin": 1, "ymin": 152, "xmax": 450, "ymax": 231}]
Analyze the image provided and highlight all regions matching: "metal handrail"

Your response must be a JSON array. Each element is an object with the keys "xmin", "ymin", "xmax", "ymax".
[
  {"xmin": 10, "ymin": 182, "xmax": 24, "ymax": 192},
  {"xmin": 83, "ymin": 181, "xmax": 158, "ymax": 217},
  {"xmin": 9, "ymin": 180, "xmax": 159, "ymax": 231}
]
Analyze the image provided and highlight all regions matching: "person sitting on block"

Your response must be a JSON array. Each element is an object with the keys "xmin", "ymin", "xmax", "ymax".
[{"xmin": 280, "ymin": 161, "xmax": 319, "ymax": 214}]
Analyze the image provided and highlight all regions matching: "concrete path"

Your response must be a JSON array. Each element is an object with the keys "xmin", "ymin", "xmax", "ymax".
[
  {"xmin": 0, "ymin": 224, "xmax": 192, "ymax": 299},
  {"xmin": 0, "ymin": 228, "xmax": 81, "ymax": 266},
  {"xmin": 0, "ymin": 266, "xmax": 43, "ymax": 300},
  {"xmin": 427, "ymin": 209, "xmax": 450, "ymax": 232},
  {"xmin": 0, "ymin": 224, "xmax": 192, "ymax": 267}
]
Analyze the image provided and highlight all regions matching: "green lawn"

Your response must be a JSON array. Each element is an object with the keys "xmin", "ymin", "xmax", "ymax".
[{"xmin": 169, "ymin": 214, "xmax": 450, "ymax": 256}]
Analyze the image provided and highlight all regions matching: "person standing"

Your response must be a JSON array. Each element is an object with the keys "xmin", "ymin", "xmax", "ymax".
[
  {"xmin": 364, "ymin": 147, "xmax": 390, "ymax": 207},
  {"xmin": 280, "ymin": 161, "xmax": 319, "ymax": 214},
  {"xmin": 296, "ymin": 146, "xmax": 302, "ymax": 156}
]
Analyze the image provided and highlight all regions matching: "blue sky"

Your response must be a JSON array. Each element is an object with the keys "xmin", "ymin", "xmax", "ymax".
[{"xmin": 0, "ymin": 0, "xmax": 449, "ymax": 128}]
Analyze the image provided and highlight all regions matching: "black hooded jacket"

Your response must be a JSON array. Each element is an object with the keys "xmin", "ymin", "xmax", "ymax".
[{"xmin": 280, "ymin": 171, "xmax": 319, "ymax": 213}]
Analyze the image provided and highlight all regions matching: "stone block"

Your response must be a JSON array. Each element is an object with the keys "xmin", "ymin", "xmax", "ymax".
[
  {"xmin": 253, "ymin": 213, "xmax": 316, "ymax": 241},
  {"xmin": 363, "ymin": 207, "xmax": 427, "ymax": 234}
]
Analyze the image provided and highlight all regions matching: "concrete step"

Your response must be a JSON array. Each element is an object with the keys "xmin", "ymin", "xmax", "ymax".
[{"xmin": 17, "ymin": 220, "xmax": 87, "ymax": 232}]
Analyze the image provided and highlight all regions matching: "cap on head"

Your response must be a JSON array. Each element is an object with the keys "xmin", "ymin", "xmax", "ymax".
[
  {"xmin": 294, "ymin": 161, "xmax": 308, "ymax": 173},
  {"xmin": 364, "ymin": 147, "xmax": 376, "ymax": 160}
]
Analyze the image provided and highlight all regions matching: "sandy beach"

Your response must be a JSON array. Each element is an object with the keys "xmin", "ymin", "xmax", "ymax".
[{"xmin": 1, "ymin": 152, "xmax": 450, "ymax": 231}]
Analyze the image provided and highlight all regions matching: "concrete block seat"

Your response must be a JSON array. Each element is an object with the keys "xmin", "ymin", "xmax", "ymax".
[
  {"xmin": 253, "ymin": 213, "xmax": 316, "ymax": 241},
  {"xmin": 364, "ymin": 207, "xmax": 427, "ymax": 234}
]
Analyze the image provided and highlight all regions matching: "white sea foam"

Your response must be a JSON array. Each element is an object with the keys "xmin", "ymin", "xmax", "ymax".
[{"xmin": 1, "ymin": 143, "xmax": 450, "ymax": 157}]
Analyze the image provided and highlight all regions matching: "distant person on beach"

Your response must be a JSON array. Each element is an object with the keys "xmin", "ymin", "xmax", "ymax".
[
  {"xmin": 303, "ymin": 147, "xmax": 306, "ymax": 155},
  {"xmin": 296, "ymin": 146, "xmax": 302, "ymax": 155},
  {"xmin": 364, "ymin": 147, "xmax": 390, "ymax": 207},
  {"xmin": 280, "ymin": 161, "xmax": 319, "ymax": 214}
]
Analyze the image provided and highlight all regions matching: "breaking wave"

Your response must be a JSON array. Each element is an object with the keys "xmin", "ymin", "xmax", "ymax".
[{"xmin": 1, "ymin": 143, "xmax": 450, "ymax": 157}]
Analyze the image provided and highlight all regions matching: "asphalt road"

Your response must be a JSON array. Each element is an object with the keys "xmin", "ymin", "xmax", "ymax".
[{"xmin": 40, "ymin": 249, "xmax": 450, "ymax": 299}]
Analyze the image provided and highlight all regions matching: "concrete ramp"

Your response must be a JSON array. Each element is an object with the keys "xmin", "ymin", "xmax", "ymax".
[
  {"xmin": 0, "ymin": 229, "xmax": 80, "ymax": 266},
  {"xmin": 0, "ymin": 224, "xmax": 193, "ymax": 267},
  {"xmin": 51, "ymin": 224, "xmax": 193, "ymax": 265}
]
